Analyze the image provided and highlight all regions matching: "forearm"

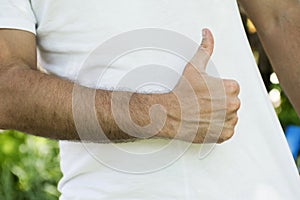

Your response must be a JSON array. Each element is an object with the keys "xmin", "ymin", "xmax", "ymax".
[
  {"xmin": 0, "ymin": 63, "xmax": 153, "ymax": 141},
  {"xmin": 0, "ymin": 28, "xmax": 240, "ymax": 144},
  {"xmin": 239, "ymin": 0, "xmax": 300, "ymax": 116}
]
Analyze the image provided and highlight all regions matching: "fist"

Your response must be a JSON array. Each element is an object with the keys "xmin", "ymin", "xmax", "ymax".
[{"xmin": 158, "ymin": 29, "xmax": 240, "ymax": 144}]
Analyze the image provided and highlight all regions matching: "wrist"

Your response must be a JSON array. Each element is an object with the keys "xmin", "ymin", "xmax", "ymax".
[{"xmin": 148, "ymin": 92, "xmax": 180, "ymax": 139}]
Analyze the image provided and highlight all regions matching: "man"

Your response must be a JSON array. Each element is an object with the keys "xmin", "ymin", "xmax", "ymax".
[{"xmin": 0, "ymin": 0, "xmax": 299, "ymax": 199}]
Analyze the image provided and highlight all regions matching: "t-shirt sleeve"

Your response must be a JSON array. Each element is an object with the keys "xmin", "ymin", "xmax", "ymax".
[{"xmin": 0, "ymin": 0, "xmax": 37, "ymax": 34}]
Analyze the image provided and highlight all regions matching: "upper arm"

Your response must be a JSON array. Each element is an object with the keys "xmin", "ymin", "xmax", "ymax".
[{"xmin": 0, "ymin": 29, "xmax": 36, "ymax": 70}]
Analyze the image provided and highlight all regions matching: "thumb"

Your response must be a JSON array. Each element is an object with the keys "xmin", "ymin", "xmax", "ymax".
[{"xmin": 190, "ymin": 28, "xmax": 214, "ymax": 72}]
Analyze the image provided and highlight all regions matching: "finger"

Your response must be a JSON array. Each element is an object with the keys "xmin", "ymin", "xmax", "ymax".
[
  {"xmin": 225, "ymin": 113, "xmax": 239, "ymax": 127},
  {"xmin": 223, "ymin": 79, "xmax": 240, "ymax": 95},
  {"xmin": 226, "ymin": 97, "xmax": 241, "ymax": 113},
  {"xmin": 217, "ymin": 128, "xmax": 235, "ymax": 143},
  {"xmin": 190, "ymin": 28, "xmax": 215, "ymax": 71},
  {"xmin": 200, "ymin": 28, "xmax": 214, "ymax": 56}
]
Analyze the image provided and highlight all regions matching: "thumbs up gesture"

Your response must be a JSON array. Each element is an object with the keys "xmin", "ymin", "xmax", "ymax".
[{"xmin": 157, "ymin": 29, "xmax": 240, "ymax": 143}]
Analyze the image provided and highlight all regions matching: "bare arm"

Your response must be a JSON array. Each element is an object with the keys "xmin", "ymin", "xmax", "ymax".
[
  {"xmin": 0, "ymin": 29, "xmax": 239, "ymax": 143},
  {"xmin": 0, "ymin": 29, "xmax": 137, "ymax": 141},
  {"xmin": 239, "ymin": 0, "xmax": 300, "ymax": 116}
]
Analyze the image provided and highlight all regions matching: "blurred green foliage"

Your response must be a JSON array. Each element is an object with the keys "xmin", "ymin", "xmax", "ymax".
[
  {"xmin": 0, "ymin": 130, "xmax": 61, "ymax": 200},
  {"xmin": 275, "ymin": 91, "xmax": 300, "ymax": 129}
]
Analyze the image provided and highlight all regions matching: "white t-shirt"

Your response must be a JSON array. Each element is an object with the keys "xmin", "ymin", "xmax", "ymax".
[{"xmin": 1, "ymin": 0, "xmax": 300, "ymax": 199}]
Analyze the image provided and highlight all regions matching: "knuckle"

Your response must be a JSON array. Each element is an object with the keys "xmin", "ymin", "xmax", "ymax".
[
  {"xmin": 200, "ymin": 41, "xmax": 209, "ymax": 49},
  {"xmin": 200, "ymin": 44, "xmax": 213, "ymax": 57},
  {"xmin": 226, "ymin": 115, "xmax": 239, "ymax": 129},
  {"xmin": 219, "ymin": 129, "xmax": 234, "ymax": 143},
  {"xmin": 234, "ymin": 98, "xmax": 241, "ymax": 110},
  {"xmin": 231, "ymin": 80, "xmax": 240, "ymax": 93},
  {"xmin": 232, "ymin": 115, "xmax": 239, "ymax": 126},
  {"xmin": 227, "ymin": 98, "xmax": 241, "ymax": 111},
  {"xmin": 226, "ymin": 80, "xmax": 240, "ymax": 94}
]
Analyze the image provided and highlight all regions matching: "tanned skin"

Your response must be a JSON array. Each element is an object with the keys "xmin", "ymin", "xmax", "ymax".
[
  {"xmin": 0, "ymin": 28, "xmax": 240, "ymax": 143},
  {"xmin": 239, "ymin": 0, "xmax": 300, "ymax": 116},
  {"xmin": 2, "ymin": 0, "xmax": 299, "ymax": 143}
]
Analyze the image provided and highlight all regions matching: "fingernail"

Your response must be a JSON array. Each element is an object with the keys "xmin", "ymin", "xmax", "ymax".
[{"xmin": 202, "ymin": 29, "xmax": 207, "ymax": 38}]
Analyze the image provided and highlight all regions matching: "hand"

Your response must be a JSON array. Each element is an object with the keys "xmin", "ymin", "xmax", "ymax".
[{"xmin": 157, "ymin": 29, "xmax": 240, "ymax": 143}]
